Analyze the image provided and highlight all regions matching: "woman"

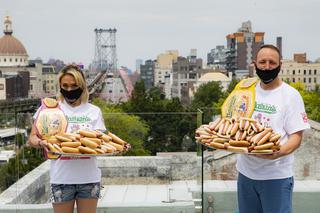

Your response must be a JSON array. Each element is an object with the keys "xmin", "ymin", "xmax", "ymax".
[{"xmin": 29, "ymin": 64, "xmax": 106, "ymax": 213}]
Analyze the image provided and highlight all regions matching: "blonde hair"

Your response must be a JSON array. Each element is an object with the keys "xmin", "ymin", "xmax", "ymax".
[{"xmin": 57, "ymin": 64, "xmax": 89, "ymax": 103}]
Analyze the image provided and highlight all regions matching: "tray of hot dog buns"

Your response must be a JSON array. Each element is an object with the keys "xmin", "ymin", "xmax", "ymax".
[
  {"xmin": 195, "ymin": 117, "xmax": 281, "ymax": 154},
  {"xmin": 46, "ymin": 130, "xmax": 131, "ymax": 157}
]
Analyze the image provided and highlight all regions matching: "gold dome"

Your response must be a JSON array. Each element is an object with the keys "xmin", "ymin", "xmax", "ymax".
[{"xmin": 0, "ymin": 34, "xmax": 28, "ymax": 55}]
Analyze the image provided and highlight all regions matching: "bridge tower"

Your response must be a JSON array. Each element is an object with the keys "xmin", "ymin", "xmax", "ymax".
[{"xmin": 93, "ymin": 28, "xmax": 117, "ymax": 73}]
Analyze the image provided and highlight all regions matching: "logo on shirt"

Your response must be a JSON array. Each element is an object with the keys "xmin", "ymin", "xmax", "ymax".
[
  {"xmin": 254, "ymin": 102, "xmax": 277, "ymax": 114},
  {"xmin": 67, "ymin": 115, "xmax": 91, "ymax": 123},
  {"xmin": 301, "ymin": 112, "xmax": 309, "ymax": 123}
]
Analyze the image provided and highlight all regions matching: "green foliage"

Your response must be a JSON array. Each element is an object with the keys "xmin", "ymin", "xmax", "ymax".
[
  {"xmin": 290, "ymin": 82, "xmax": 320, "ymax": 122},
  {"xmin": 92, "ymin": 98, "xmax": 150, "ymax": 156},
  {"xmin": 189, "ymin": 81, "xmax": 226, "ymax": 123},
  {"xmin": 190, "ymin": 81, "xmax": 224, "ymax": 111},
  {"xmin": 0, "ymin": 146, "xmax": 45, "ymax": 192},
  {"xmin": 121, "ymin": 81, "xmax": 196, "ymax": 155}
]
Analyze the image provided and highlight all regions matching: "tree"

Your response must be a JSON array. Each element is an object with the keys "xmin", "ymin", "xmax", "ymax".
[
  {"xmin": 190, "ymin": 81, "xmax": 224, "ymax": 110},
  {"xmin": 0, "ymin": 146, "xmax": 44, "ymax": 192},
  {"xmin": 121, "ymin": 82, "xmax": 196, "ymax": 155},
  {"xmin": 93, "ymin": 98, "xmax": 150, "ymax": 156},
  {"xmin": 290, "ymin": 82, "xmax": 320, "ymax": 122},
  {"xmin": 189, "ymin": 81, "xmax": 224, "ymax": 123}
]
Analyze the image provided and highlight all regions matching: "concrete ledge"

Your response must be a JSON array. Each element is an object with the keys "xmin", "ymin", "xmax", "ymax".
[{"xmin": 0, "ymin": 160, "xmax": 50, "ymax": 204}]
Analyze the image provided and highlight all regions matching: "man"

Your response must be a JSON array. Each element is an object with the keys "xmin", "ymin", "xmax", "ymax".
[{"xmin": 236, "ymin": 44, "xmax": 310, "ymax": 213}]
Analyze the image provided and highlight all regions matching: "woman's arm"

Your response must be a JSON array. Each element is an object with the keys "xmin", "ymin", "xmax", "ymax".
[{"xmin": 28, "ymin": 125, "xmax": 47, "ymax": 148}]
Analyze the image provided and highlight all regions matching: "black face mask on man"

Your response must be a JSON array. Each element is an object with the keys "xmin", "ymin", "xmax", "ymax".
[
  {"xmin": 60, "ymin": 87, "xmax": 83, "ymax": 104},
  {"xmin": 255, "ymin": 65, "xmax": 281, "ymax": 84}
]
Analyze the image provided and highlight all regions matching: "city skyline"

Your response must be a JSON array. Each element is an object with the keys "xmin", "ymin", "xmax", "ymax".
[{"xmin": 1, "ymin": 0, "xmax": 319, "ymax": 70}]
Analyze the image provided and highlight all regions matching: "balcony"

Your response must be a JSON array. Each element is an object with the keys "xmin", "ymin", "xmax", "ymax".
[{"xmin": 0, "ymin": 111, "xmax": 319, "ymax": 212}]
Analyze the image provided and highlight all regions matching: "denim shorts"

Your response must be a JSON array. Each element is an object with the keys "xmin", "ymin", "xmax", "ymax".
[{"xmin": 50, "ymin": 182, "xmax": 101, "ymax": 203}]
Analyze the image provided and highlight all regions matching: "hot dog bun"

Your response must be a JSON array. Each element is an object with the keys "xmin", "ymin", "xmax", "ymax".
[
  {"xmin": 55, "ymin": 135, "xmax": 73, "ymax": 142},
  {"xmin": 227, "ymin": 145, "xmax": 248, "ymax": 153},
  {"xmin": 229, "ymin": 140, "xmax": 251, "ymax": 147},
  {"xmin": 79, "ymin": 130, "xmax": 97, "ymax": 138},
  {"xmin": 80, "ymin": 138, "xmax": 99, "ymax": 149},
  {"xmin": 47, "ymin": 143, "xmax": 58, "ymax": 153},
  {"xmin": 83, "ymin": 137, "xmax": 102, "ymax": 145},
  {"xmin": 250, "ymin": 149, "xmax": 274, "ymax": 154},
  {"xmin": 108, "ymin": 141, "xmax": 124, "ymax": 151},
  {"xmin": 108, "ymin": 132, "xmax": 126, "ymax": 145},
  {"xmin": 53, "ymin": 144, "xmax": 63, "ymax": 153},
  {"xmin": 61, "ymin": 147, "xmax": 80, "ymax": 154},
  {"xmin": 60, "ymin": 142, "xmax": 81, "ymax": 148},
  {"xmin": 78, "ymin": 146, "xmax": 97, "ymax": 154}
]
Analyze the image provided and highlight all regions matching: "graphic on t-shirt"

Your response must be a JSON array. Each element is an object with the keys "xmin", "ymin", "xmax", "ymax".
[
  {"xmin": 253, "ymin": 113, "xmax": 271, "ymax": 127},
  {"xmin": 255, "ymin": 102, "xmax": 277, "ymax": 114},
  {"xmin": 301, "ymin": 112, "xmax": 309, "ymax": 123},
  {"xmin": 70, "ymin": 123, "xmax": 93, "ymax": 133},
  {"xmin": 67, "ymin": 115, "xmax": 91, "ymax": 123}
]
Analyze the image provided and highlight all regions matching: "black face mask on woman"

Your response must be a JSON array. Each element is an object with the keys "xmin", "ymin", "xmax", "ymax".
[
  {"xmin": 255, "ymin": 65, "xmax": 281, "ymax": 84},
  {"xmin": 60, "ymin": 87, "xmax": 83, "ymax": 104}
]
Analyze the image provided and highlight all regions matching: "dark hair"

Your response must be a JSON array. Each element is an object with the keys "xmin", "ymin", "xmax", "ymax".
[{"xmin": 256, "ymin": 44, "xmax": 282, "ymax": 60}]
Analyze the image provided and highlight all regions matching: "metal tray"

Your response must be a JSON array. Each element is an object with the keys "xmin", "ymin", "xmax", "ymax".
[
  {"xmin": 196, "ymin": 141, "xmax": 277, "ymax": 155},
  {"xmin": 46, "ymin": 144, "xmax": 131, "ymax": 158}
]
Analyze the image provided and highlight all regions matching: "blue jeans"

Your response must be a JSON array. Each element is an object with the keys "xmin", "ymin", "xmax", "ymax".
[
  {"xmin": 50, "ymin": 182, "xmax": 101, "ymax": 203},
  {"xmin": 237, "ymin": 172, "xmax": 293, "ymax": 213}
]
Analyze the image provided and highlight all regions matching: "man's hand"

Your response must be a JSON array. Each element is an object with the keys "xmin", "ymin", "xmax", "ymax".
[
  {"xmin": 253, "ymin": 131, "xmax": 304, "ymax": 160},
  {"xmin": 253, "ymin": 149, "xmax": 284, "ymax": 160}
]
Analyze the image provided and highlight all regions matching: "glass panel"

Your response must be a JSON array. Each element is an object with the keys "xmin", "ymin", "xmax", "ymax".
[
  {"xmin": 200, "ymin": 108, "xmax": 238, "ymax": 213},
  {"xmin": 0, "ymin": 111, "xmax": 203, "ymax": 212}
]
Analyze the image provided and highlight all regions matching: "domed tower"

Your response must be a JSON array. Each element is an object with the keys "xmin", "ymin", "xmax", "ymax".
[{"xmin": 0, "ymin": 16, "xmax": 29, "ymax": 67}]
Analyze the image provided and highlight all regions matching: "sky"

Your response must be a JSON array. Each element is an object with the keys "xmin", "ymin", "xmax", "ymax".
[{"xmin": 1, "ymin": 0, "xmax": 319, "ymax": 70}]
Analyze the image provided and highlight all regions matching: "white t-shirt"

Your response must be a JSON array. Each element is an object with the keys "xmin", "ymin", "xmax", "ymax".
[
  {"xmin": 236, "ymin": 82, "xmax": 310, "ymax": 180},
  {"xmin": 34, "ymin": 101, "xmax": 106, "ymax": 184}
]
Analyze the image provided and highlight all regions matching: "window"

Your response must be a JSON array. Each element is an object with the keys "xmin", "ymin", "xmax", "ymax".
[
  {"xmin": 298, "ymin": 78, "xmax": 300, "ymax": 82},
  {"xmin": 20, "ymin": 58, "xmax": 22, "ymax": 62},
  {"xmin": 293, "ymin": 78, "xmax": 295, "ymax": 82},
  {"xmin": 315, "ymin": 78, "xmax": 317, "ymax": 83},
  {"xmin": 304, "ymin": 70, "xmax": 306, "ymax": 75},
  {"xmin": 309, "ymin": 70, "xmax": 312, "ymax": 75},
  {"xmin": 109, "ymin": 90, "xmax": 112, "ymax": 93},
  {"xmin": 293, "ymin": 70, "xmax": 295, "ymax": 75},
  {"xmin": 9, "ymin": 58, "xmax": 12, "ymax": 62},
  {"xmin": 309, "ymin": 78, "xmax": 311, "ymax": 83},
  {"xmin": 303, "ymin": 78, "xmax": 306, "ymax": 83},
  {"xmin": 189, "ymin": 73, "xmax": 196, "ymax": 79},
  {"xmin": 4, "ymin": 58, "xmax": 6, "ymax": 62},
  {"xmin": 298, "ymin": 70, "xmax": 300, "ymax": 74},
  {"xmin": 15, "ymin": 58, "xmax": 18, "ymax": 62},
  {"xmin": 315, "ymin": 70, "xmax": 317, "ymax": 75}
]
